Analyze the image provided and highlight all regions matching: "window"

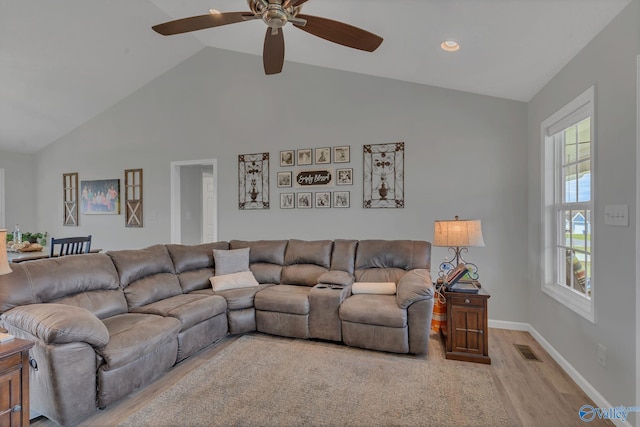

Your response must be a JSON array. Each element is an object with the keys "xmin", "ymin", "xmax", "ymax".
[{"xmin": 541, "ymin": 86, "xmax": 595, "ymax": 322}]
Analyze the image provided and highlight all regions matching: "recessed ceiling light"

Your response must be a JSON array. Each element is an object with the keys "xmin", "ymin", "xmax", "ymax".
[{"xmin": 440, "ymin": 40, "xmax": 460, "ymax": 52}]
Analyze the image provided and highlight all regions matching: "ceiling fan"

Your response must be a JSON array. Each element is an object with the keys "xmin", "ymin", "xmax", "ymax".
[{"xmin": 152, "ymin": 0, "xmax": 383, "ymax": 75}]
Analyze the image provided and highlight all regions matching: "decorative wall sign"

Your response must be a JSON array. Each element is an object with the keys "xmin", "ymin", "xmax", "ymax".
[
  {"xmin": 125, "ymin": 169, "xmax": 143, "ymax": 227},
  {"xmin": 81, "ymin": 179, "xmax": 121, "ymax": 214},
  {"xmin": 334, "ymin": 146, "xmax": 350, "ymax": 163},
  {"xmin": 363, "ymin": 142, "xmax": 405, "ymax": 208},
  {"xmin": 63, "ymin": 173, "xmax": 79, "ymax": 226},
  {"xmin": 294, "ymin": 169, "xmax": 334, "ymax": 187},
  {"xmin": 336, "ymin": 168, "xmax": 353, "ymax": 185},
  {"xmin": 333, "ymin": 191, "xmax": 350, "ymax": 208},
  {"xmin": 239, "ymin": 152, "xmax": 269, "ymax": 210}
]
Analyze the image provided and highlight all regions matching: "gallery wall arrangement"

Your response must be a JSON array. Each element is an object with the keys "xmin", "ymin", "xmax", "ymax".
[
  {"xmin": 239, "ymin": 142, "xmax": 405, "ymax": 211},
  {"xmin": 276, "ymin": 145, "xmax": 352, "ymax": 209}
]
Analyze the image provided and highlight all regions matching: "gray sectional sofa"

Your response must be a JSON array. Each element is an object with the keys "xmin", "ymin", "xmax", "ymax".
[{"xmin": 0, "ymin": 239, "xmax": 433, "ymax": 426}]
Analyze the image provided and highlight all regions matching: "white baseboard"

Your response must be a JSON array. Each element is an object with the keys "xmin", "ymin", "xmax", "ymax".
[{"xmin": 489, "ymin": 319, "xmax": 632, "ymax": 427}]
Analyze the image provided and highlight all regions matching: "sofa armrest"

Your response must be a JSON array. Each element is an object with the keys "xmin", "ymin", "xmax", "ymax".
[
  {"xmin": 1, "ymin": 303, "xmax": 109, "ymax": 348},
  {"xmin": 317, "ymin": 271, "xmax": 355, "ymax": 287},
  {"xmin": 396, "ymin": 269, "xmax": 434, "ymax": 309}
]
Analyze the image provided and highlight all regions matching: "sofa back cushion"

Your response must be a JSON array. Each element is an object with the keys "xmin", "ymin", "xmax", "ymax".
[
  {"xmin": 0, "ymin": 254, "xmax": 126, "ymax": 319},
  {"xmin": 281, "ymin": 240, "xmax": 332, "ymax": 286},
  {"xmin": 230, "ymin": 240, "xmax": 288, "ymax": 284},
  {"xmin": 330, "ymin": 239, "xmax": 358, "ymax": 274},
  {"xmin": 354, "ymin": 240, "xmax": 431, "ymax": 283},
  {"xmin": 107, "ymin": 245, "xmax": 182, "ymax": 309},
  {"xmin": 166, "ymin": 242, "xmax": 229, "ymax": 293}
]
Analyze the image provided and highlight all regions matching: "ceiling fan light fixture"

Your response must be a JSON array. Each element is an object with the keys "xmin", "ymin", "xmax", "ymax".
[
  {"xmin": 209, "ymin": 8, "xmax": 221, "ymax": 15},
  {"xmin": 440, "ymin": 40, "xmax": 460, "ymax": 52}
]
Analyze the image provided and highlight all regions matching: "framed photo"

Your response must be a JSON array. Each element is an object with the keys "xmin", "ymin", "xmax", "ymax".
[
  {"xmin": 333, "ymin": 191, "xmax": 350, "ymax": 208},
  {"xmin": 315, "ymin": 147, "xmax": 331, "ymax": 164},
  {"xmin": 297, "ymin": 149, "xmax": 312, "ymax": 166},
  {"xmin": 336, "ymin": 168, "xmax": 353, "ymax": 185},
  {"xmin": 334, "ymin": 146, "xmax": 350, "ymax": 163},
  {"xmin": 81, "ymin": 179, "xmax": 121, "ymax": 215},
  {"xmin": 277, "ymin": 171, "xmax": 292, "ymax": 188},
  {"xmin": 297, "ymin": 192, "xmax": 312, "ymax": 209},
  {"xmin": 315, "ymin": 192, "xmax": 331, "ymax": 208},
  {"xmin": 280, "ymin": 150, "xmax": 294, "ymax": 167},
  {"xmin": 280, "ymin": 193, "xmax": 294, "ymax": 209}
]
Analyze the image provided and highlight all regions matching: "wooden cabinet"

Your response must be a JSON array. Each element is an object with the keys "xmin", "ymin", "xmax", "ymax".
[
  {"xmin": 0, "ymin": 338, "xmax": 34, "ymax": 427},
  {"xmin": 443, "ymin": 287, "xmax": 491, "ymax": 364}
]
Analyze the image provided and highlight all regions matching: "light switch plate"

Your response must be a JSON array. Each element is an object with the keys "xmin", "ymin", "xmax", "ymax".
[{"xmin": 604, "ymin": 204, "xmax": 628, "ymax": 226}]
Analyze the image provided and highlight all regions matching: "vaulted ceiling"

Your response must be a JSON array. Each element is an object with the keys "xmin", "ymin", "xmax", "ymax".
[{"xmin": 0, "ymin": 0, "xmax": 630, "ymax": 153}]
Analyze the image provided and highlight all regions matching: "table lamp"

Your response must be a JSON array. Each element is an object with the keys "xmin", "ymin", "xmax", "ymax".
[
  {"xmin": 433, "ymin": 216, "xmax": 484, "ymax": 281},
  {"xmin": 0, "ymin": 229, "xmax": 11, "ymax": 275}
]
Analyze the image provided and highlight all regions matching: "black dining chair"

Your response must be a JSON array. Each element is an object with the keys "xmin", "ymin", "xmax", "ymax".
[{"xmin": 50, "ymin": 235, "xmax": 92, "ymax": 257}]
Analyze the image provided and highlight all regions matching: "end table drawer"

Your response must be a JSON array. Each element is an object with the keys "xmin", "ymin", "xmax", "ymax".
[
  {"xmin": 0, "ymin": 353, "xmax": 21, "ymax": 373},
  {"xmin": 449, "ymin": 295, "xmax": 484, "ymax": 307}
]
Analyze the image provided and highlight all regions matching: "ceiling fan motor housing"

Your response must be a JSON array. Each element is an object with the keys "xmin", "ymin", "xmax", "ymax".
[{"xmin": 263, "ymin": 5, "xmax": 288, "ymax": 28}]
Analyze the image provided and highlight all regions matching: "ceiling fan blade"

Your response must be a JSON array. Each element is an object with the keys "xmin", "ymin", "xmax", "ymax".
[
  {"xmin": 263, "ymin": 28, "xmax": 285, "ymax": 75},
  {"xmin": 293, "ymin": 14, "xmax": 383, "ymax": 52},
  {"xmin": 152, "ymin": 12, "xmax": 254, "ymax": 36}
]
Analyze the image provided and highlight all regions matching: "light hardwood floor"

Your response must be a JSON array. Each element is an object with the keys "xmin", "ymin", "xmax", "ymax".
[{"xmin": 31, "ymin": 328, "xmax": 613, "ymax": 427}]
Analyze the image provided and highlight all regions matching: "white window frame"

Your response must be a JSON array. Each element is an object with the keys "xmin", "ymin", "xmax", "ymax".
[{"xmin": 541, "ymin": 86, "xmax": 595, "ymax": 323}]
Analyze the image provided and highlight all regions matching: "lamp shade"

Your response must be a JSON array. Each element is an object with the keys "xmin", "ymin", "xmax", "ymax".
[
  {"xmin": 0, "ymin": 229, "xmax": 12, "ymax": 275},
  {"xmin": 433, "ymin": 217, "xmax": 485, "ymax": 248}
]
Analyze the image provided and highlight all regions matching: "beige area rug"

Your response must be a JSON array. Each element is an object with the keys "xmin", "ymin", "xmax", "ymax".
[{"xmin": 119, "ymin": 334, "xmax": 511, "ymax": 427}]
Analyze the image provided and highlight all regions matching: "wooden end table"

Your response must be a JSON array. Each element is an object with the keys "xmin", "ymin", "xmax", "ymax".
[
  {"xmin": 441, "ymin": 286, "xmax": 491, "ymax": 364},
  {"xmin": 0, "ymin": 337, "xmax": 34, "ymax": 426}
]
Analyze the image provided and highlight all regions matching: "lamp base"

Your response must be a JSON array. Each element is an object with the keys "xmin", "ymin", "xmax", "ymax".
[{"xmin": 437, "ymin": 246, "xmax": 480, "ymax": 281}]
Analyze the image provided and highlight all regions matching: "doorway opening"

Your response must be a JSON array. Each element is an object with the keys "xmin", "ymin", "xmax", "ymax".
[{"xmin": 170, "ymin": 159, "xmax": 217, "ymax": 244}]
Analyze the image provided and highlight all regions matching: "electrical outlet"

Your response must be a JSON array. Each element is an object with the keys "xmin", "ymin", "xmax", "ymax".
[{"xmin": 597, "ymin": 344, "xmax": 606, "ymax": 367}]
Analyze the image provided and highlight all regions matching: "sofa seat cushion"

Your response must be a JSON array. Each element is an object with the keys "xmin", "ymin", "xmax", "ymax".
[
  {"xmin": 131, "ymin": 294, "xmax": 227, "ymax": 331},
  {"xmin": 215, "ymin": 284, "xmax": 274, "ymax": 310},
  {"xmin": 254, "ymin": 285, "xmax": 310, "ymax": 315},
  {"xmin": 99, "ymin": 313, "xmax": 181, "ymax": 370},
  {"xmin": 339, "ymin": 294, "xmax": 407, "ymax": 328}
]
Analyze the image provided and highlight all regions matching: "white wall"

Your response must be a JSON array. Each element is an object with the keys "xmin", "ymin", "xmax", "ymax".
[
  {"xmin": 0, "ymin": 150, "xmax": 36, "ymax": 231},
  {"xmin": 527, "ymin": 0, "xmax": 639, "ymax": 417},
  {"xmin": 31, "ymin": 47, "xmax": 528, "ymax": 322}
]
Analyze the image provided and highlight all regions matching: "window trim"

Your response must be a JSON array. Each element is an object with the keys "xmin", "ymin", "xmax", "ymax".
[{"xmin": 540, "ymin": 86, "xmax": 596, "ymax": 323}]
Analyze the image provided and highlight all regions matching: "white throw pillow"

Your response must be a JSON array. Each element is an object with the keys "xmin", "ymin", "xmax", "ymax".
[
  {"xmin": 352, "ymin": 282, "xmax": 397, "ymax": 295},
  {"xmin": 213, "ymin": 248, "xmax": 250, "ymax": 276},
  {"xmin": 210, "ymin": 271, "xmax": 259, "ymax": 292}
]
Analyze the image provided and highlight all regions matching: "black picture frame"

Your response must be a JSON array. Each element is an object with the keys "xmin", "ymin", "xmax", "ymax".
[
  {"xmin": 280, "ymin": 150, "xmax": 294, "ymax": 167},
  {"xmin": 334, "ymin": 146, "xmax": 350, "ymax": 163},
  {"xmin": 333, "ymin": 191, "xmax": 350, "ymax": 208},
  {"xmin": 315, "ymin": 147, "xmax": 331, "ymax": 164},
  {"xmin": 297, "ymin": 192, "xmax": 312, "ymax": 209},
  {"xmin": 315, "ymin": 192, "xmax": 331, "ymax": 208},
  {"xmin": 297, "ymin": 149, "xmax": 312, "ymax": 166},
  {"xmin": 277, "ymin": 171, "xmax": 292, "ymax": 188},
  {"xmin": 280, "ymin": 193, "xmax": 294, "ymax": 209},
  {"xmin": 336, "ymin": 168, "xmax": 353, "ymax": 185}
]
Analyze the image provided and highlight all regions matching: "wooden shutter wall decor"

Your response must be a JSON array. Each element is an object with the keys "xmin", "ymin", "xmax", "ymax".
[
  {"xmin": 125, "ymin": 169, "xmax": 143, "ymax": 227},
  {"xmin": 63, "ymin": 172, "xmax": 79, "ymax": 226}
]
